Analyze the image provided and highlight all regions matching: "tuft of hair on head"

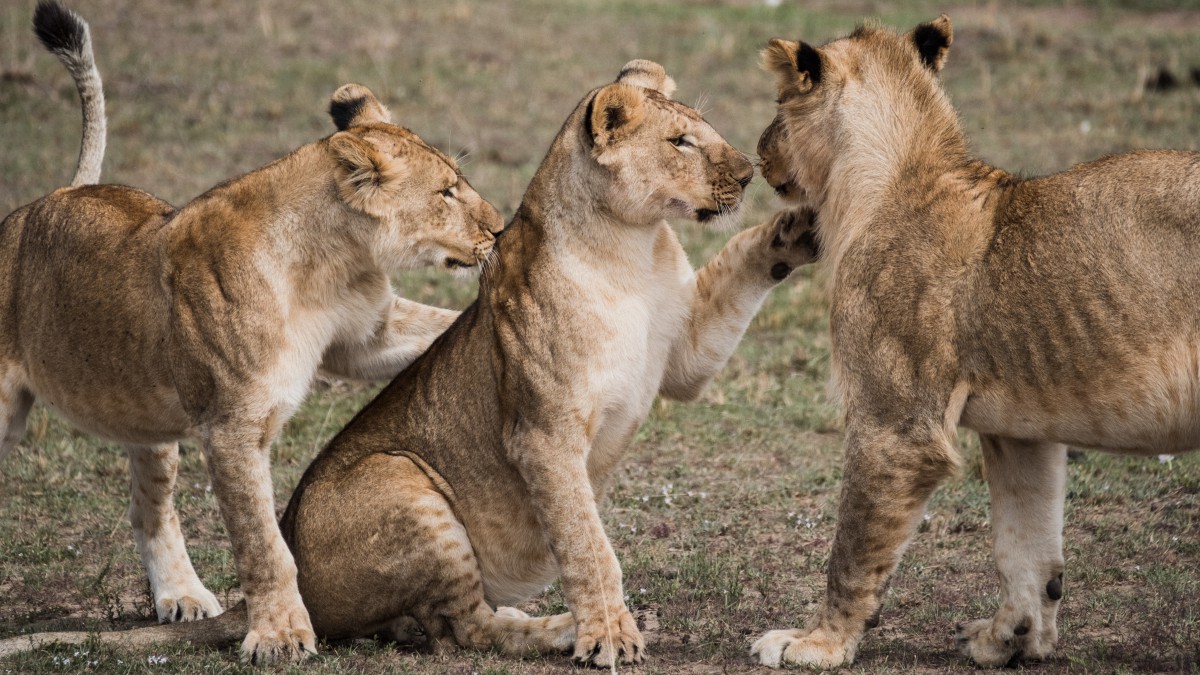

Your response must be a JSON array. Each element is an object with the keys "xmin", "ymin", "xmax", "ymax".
[
  {"xmin": 329, "ymin": 83, "xmax": 392, "ymax": 131},
  {"xmin": 616, "ymin": 59, "xmax": 676, "ymax": 99},
  {"xmin": 33, "ymin": 0, "xmax": 87, "ymax": 57},
  {"xmin": 911, "ymin": 15, "xmax": 953, "ymax": 72}
]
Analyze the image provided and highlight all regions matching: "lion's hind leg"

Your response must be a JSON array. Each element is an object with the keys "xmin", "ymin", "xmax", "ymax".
[
  {"xmin": 0, "ymin": 364, "xmax": 33, "ymax": 462},
  {"xmin": 127, "ymin": 443, "xmax": 223, "ymax": 623},
  {"xmin": 956, "ymin": 436, "xmax": 1065, "ymax": 666}
]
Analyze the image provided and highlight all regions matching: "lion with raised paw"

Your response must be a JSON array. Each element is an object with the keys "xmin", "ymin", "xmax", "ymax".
[
  {"xmin": 0, "ymin": 1, "xmax": 501, "ymax": 663},
  {"xmin": 752, "ymin": 15, "xmax": 1200, "ymax": 669},
  {"xmin": 0, "ymin": 59, "xmax": 818, "ymax": 668}
]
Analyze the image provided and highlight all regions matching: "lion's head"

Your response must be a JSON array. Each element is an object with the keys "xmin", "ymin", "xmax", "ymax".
[
  {"xmin": 757, "ymin": 17, "xmax": 954, "ymax": 211},
  {"xmin": 324, "ymin": 83, "xmax": 503, "ymax": 273},
  {"xmin": 578, "ymin": 60, "xmax": 754, "ymax": 229}
]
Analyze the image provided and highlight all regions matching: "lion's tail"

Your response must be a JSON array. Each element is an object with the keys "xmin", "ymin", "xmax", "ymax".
[
  {"xmin": 0, "ymin": 602, "xmax": 246, "ymax": 660},
  {"xmin": 32, "ymin": 0, "xmax": 106, "ymax": 187}
]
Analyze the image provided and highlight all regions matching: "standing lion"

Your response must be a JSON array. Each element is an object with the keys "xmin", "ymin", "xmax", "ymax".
[{"xmin": 752, "ymin": 15, "xmax": 1200, "ymax": 669}]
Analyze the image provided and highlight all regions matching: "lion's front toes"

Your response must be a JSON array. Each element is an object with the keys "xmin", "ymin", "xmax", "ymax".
[
  {"xmin": 955, "ymin": 614, "xmax": 1057, "ymax": 667},
  {"xmin": 751, "ymin": 627, "xmax": 852, "ymax": 669},
  {"xmin": 765, "ymin": 207, "xmax": 820, "ymax": 280},
  {"xmin": 154, "ymin": 583, "xmax": 223, "ymax": 623},
  {"xmin": 572, "ymin": 610, "xmax": 645, "ymax": 668},
  {"xmin": 956, "ymin": 618, "xmax": 1023, "ymax": 667},
  {"xmin": 240, "ymin": 606, "xmax": 317, "ymax": 665}
]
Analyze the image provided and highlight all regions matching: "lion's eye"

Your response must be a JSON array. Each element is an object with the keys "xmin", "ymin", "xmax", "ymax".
[
  {"xmin": 441, "ymin": 186, "xmax": 457, "ymax": 199},
  {"xmin": 669, "ymin": 135, "xmax": 697, "ymax": 149}
]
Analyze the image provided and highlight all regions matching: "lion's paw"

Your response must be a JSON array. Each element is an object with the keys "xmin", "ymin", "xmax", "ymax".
[
  {"xmin": 956, "ymin": 616, "xmax": 1056, "ymax": 667},
  {"xmin": 751, "ymin": 627, "xmax": 853, "ymax": 669},
  {"xmin": 764, "ymin": 208, "xmax": 820, "ymax": 281},
  {"xmin": 154, "ymin": 580, "xmax": 223, "ymax": 623},
  {"xmin": 240, "ymin": 605, "xmax": 317, "ymax": 665},
  {"xmin": 572, "ymin": 609, "xmax": 645, "ymax": 668}
]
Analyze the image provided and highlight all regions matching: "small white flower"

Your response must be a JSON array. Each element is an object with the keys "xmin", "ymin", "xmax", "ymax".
[
  {"xmin": 923, "ymin": 513, "xmax": 932, "ymax": 522},
  {"xmin": 1158, "ymin": 454, "xmax": 1174, "ymax": 464},
  {"xmin": 1079, "ymin": 120, "xmax": 1092, "ymax": 135},
  {"xmin": 639, "ymin": 588, "xmax": 647, "ymax": 594}
]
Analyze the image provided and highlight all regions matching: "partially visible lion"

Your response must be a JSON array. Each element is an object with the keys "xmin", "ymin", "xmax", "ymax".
[
  {"xmin": 0, "ymin": 1, "xmax": 501, "ymax": 664},
  {"xmin": 750, "ymin": 14, "xmax": 1200, "ymax": 669},
  {"xmin": 0, "ymin": 59, "xmax": 818, "ymax": 668}
]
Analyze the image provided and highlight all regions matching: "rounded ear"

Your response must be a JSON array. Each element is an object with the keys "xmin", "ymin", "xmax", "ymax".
[
  {"xmin": 329, "ymin": 83, "xmax": 392, "ymax": 131},
  {"xmin": 585, "ymin": 83, "xmax": 646, "ymax": 149},
  {"xmin": 912, "ymin": 15, "xmax": 953, "ymax": 72},
  {"xmin": 616, "ymin": 59, "xmax": 676, "ymax": 99},
  {"xmin": 761, "ymin": 38, "xmax": 821, "ymax": 94},
  {"xmin": 327, "ymin": 132, "xmax": 404, "ymax": 215}
]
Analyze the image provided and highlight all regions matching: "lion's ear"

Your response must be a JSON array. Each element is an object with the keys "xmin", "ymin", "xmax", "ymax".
[
  {"xmin": 327, "ymin": 132, "xmax": 404, "ymax": 215},
  {"xmin": 762, "ymin": 38, "xmax": 821, "ymax": 94},
  {"xmin": 911, "ymin": 15, "xmax": 952, "ymax": 71},
  {"xmin": 616, "ymin": 59, "xmax": 676, "ymax": 99},
  {"xmin": 586, "ymin": 83, "xmax": 646, "ymax": 149},
  {"xmin": 329, "ymin": 83, "xmax": 392, "ymax": 131}
]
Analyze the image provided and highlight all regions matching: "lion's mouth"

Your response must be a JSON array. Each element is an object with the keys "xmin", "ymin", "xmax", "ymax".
[
  {"xmin": 445, "ymin": 257, "xmax": 475, "ymax": 269},
  {"xmin": 696, "ymin": 208, "xmax": 719, "ymax": 222}
]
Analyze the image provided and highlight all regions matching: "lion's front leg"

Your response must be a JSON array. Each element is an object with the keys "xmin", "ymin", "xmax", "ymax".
[
  {"xmin": 202, "ymin": 422, "xmax": 315, "ymax": 664},
  {"xmin": 660, "ymin": 208, "xmax": 818, "ymax": 401},
  {"xmin": 956, "ymin": 436, "xmax": 1065, "ymax": 666},
  {"xmin": 753, "ymin": 422, "xmax": 959, "ymax": 668},
  {"xmin": 509, "ymin": 424, "xmax": 644, "ymax": 668},
  {"xmin": 320, "ymin": 295, "xmax": 459, "ymax": 381}
]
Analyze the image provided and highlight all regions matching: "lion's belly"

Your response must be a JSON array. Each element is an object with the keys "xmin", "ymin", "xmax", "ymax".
[
  {"xmin": 960, "ymin": 337, "xmax": 1200, "ymax": 454},
  {"xmin": 27, "ymin": 361, "xmax": 191, "ymax": 445}
]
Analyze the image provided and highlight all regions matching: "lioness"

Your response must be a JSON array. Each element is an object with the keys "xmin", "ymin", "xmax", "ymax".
[
  {"xmin": 750, "ymin": 15, "xmax": 1200, "ymax": 669},
  {"xmin": 0, "ymin": 59, "xmax": 818, "ymax": 668},
  {"xmin": 1, "ymin": 1, "xmax": 501, "ymax": 663}
]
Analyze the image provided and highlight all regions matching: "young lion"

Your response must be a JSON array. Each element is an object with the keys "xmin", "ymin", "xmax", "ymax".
[
  {"xmin": 0, "ymin": 1, "xmax": 501, "ymax": 664},
  {"xmin": 0, "ymin": 60, "xmax": 818, "ymax": 667},
  {"xmin": 751, "ymin": 15, "xmax": 1200, "ymax": 669}
]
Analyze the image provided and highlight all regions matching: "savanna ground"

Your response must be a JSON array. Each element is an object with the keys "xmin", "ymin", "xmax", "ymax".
[{"xmin": 2, "ymin": 0, "xmax": 1199, "ymax": 672}]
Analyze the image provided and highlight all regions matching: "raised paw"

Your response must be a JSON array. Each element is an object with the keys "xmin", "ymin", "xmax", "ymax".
[
  {"xmin": 240, "ymin": 604, "xmax": 317, "ymax": 665},
  {"xmin": 764, "ymin": 207, "xmax": 820, "ymax": 281},
  {"xmin": 955, "ymin": 615, "xmax": 1055, "ymax": 667},
  {"xmin": 751, "ymin": 627, "xmax": 854, "ymax": 669},
  {"xmin": 572, "ymin": 609, "xmax": 645, "ymax": 668},
  {"xmin": 155, "ymin": 585, "xmax": 223, "ymax": 623}
]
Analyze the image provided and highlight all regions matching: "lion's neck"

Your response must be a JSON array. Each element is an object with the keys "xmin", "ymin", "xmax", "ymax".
[
  {"xmin": 501, "ymin": 144, "xmax": 667, "ymax": 282},
  {"xmin": 816, "ymin": 74, "xmax": 994, "ymax": 279}
]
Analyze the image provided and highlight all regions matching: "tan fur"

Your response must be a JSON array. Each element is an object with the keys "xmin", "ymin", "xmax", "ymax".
[
  {"xmin": 752, "ymin": 16, "xmax": 1200, "ymax": 668},
  {"xmin": 0, "ymin": 61, "xmax": 818, "ymax": 668},
  {"xmin": 0, "ymin": 4, "xmax": 502, "ymax": 665}
]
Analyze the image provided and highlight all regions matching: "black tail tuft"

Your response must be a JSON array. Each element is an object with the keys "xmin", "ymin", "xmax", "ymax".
[{"xmin": 33, "ymin": 0, "xmax": 87, "ymax": 56}]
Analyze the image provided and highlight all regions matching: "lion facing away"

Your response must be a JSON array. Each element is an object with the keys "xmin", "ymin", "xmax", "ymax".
[
  {"xmin": 0, "ymin": 1, "xmax": 501, "ymax": 664},
  {"xmin": 751, "ymin": 15, "xmax": 1200, "ymax": 669},
  {"xmin": 0, "ymin": 59, "xmax": 818, "ymax": 668}
]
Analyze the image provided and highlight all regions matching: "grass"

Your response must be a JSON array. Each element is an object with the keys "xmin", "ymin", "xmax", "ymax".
[{"xmin": 2, "ymin": 0, "xmax": 1200, "ymax": 672}]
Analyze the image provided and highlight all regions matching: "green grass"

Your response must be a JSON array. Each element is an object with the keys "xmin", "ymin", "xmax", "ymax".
[{"xmin": 3, "ymin": 0, "xmax": 1200, "ymax": 672}]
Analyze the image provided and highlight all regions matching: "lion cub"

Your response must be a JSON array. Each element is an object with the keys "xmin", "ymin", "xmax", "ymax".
[
  {"xmin": 752, "ymin": 15, "xmax": 1200, "ymax": 670},
  {"xmin": 0, "ymin": 1, "xmax": 501, "ymax": 663}
]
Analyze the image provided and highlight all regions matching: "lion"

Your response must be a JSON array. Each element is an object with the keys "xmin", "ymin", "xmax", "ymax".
[
  {"xmin": 750, "ymin": 14, "xmax": 1200, "ymax": 669},
  {"xmin": 0, "ymin": 59, "xmax": 819, "ymax": 668},
  {"xmin": 0, "ymin": 1, "xmax": 502, "ymax": 664}
]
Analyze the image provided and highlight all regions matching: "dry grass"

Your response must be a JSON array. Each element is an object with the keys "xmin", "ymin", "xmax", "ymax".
[{"xmin": 2, "ymin": 1, "xmax": 1199, "ymax": 673}]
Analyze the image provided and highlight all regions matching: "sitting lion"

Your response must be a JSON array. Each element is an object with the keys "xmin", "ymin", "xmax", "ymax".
[
  {"xmin": 0, "ymin": 1, "xmax": 501, "ymax": 663},
  {"xmin": 0, "ymin": 59, "xmax": 818, "ymax": 668},
  {"xmin": 751, "ymin": 14, "xmax": 1200, "ymax": 669}
]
